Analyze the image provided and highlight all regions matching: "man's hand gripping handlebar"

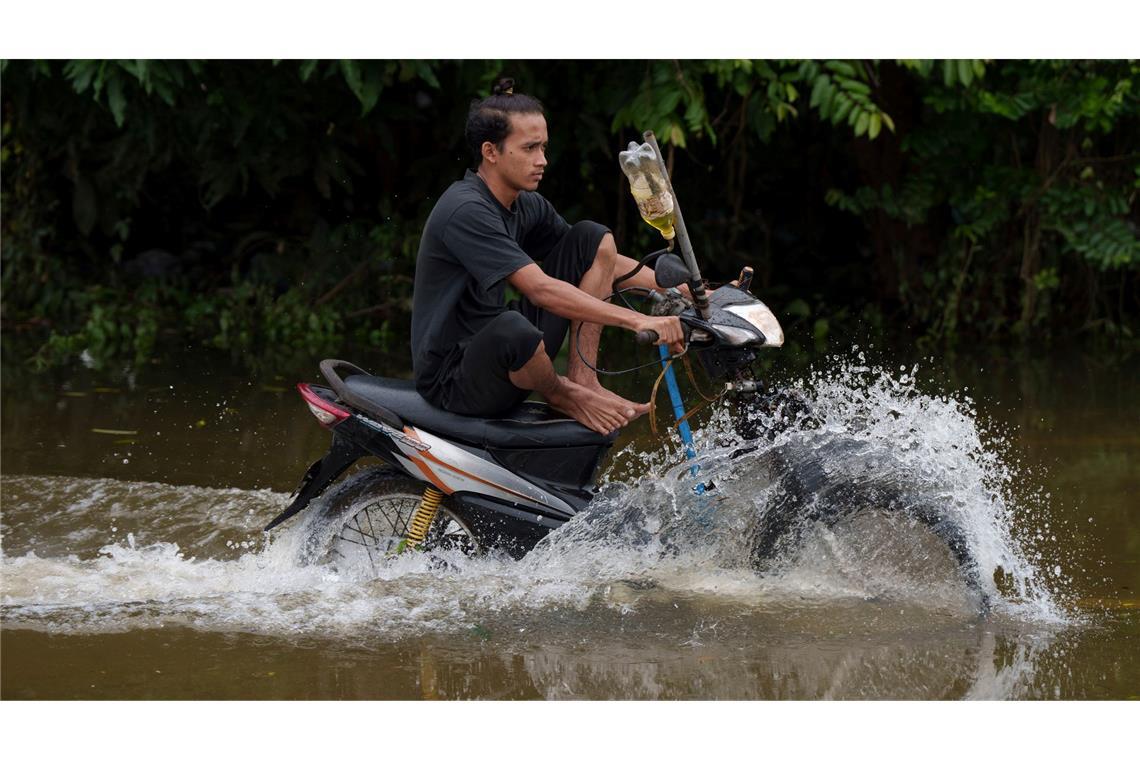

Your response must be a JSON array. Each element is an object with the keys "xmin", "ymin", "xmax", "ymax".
[{"xmin": 632, "ymin": 314, "xmax": 685, "ymax": 355}]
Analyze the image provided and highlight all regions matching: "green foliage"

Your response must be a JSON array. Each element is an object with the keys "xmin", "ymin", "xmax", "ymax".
[
  {"xmin": 801, "ymin": 60, "xmax": 896, "ymax": 140},
  {"xmin": 299, "ymin": 60, "xmax": 442, "ymax": 116},
  {"xmin": 824, "ymin": 59, "xmax": 1139, "ymax": 341},
  {"xmin": 2, "ymin": 59, "xmax": 1137, "ymax": 373},
  {"xmin": 30, "ymin": 285, "xmax": 164, "ymax": 371},
  {"xmin": 1042, "ymin": 180, "xmax": 1139, "ymax": 271},
  {"xmin": 183, "ymin": 283, "xmax": 343, "ymax": 359},
  {"xmin": 61, "ymin": 60, "xmax": 204, "ymax": 125},
  {"xmin": 900, "ymin": 59, "xmax": 987, "ymax": 89},
  {"xmin": 611, "ymin": 61, "xmax": 719, "ymax": 147},
  {"xmin": 30, "ymin": 279, "xmax": 353, "ymax": 373},
  {"xmin": 610, "ymin": 60, "xmax": 895, "ymax": 148}
]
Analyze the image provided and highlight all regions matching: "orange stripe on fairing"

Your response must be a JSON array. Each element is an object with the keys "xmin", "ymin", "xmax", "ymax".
[
  {"xmin": 402, "ymin": 427, "xmax": 452, "ymax": 493},
  {"xmin": 404, "ymin": 426, "xmax": 538, "ymax": 505},
  {"xmin": 422, "ymin": 448, "xmax": 538, "ymax": 503},
  {"xmin": 410, "ymin": 456, "xmax": 451, "ymax": 494}
]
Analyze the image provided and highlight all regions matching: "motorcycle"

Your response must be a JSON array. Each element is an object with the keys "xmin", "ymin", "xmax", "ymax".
[
  {"xmin": 263, "ymin": 252, "xmax": 782, "ymax": 564},
  {"xmin": 264, "ymin": 133, "xmax": 991, "ymax": 609},
  {"xmin": 263, "ymin": 253, "xmax": 989, "ymax": 609}
]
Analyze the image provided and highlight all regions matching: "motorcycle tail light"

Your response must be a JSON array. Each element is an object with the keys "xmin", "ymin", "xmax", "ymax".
[{"xmin": 297, "ymin": 383, "xmax": 350, "ymax": 427}]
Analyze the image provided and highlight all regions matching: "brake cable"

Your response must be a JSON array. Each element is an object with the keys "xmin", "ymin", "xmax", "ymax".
[
  {"xmin": 572, "ymin": 287, "xmax": 691, "ymax": 377},
  {"xmin": 610, "ymin": 248, "xmax": 670, "ymax": 292}
]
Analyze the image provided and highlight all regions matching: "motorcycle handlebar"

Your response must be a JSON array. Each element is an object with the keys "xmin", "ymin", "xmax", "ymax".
[{"xmin": 635, "ymin": 330, "xmax": 658, "ymax": 345}]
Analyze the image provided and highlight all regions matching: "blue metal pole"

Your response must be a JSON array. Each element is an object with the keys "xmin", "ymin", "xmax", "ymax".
[{"xmin": 658, "ymin": 345, "xmax": 705, "ymax": 495}]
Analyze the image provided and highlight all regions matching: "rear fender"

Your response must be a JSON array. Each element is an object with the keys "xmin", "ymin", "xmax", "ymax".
[{"xmin": 263, "ymin": 434, "xmax": 367, "ymax": 531}]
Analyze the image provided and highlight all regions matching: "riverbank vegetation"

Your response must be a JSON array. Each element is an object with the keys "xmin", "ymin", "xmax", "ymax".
[{"xmin": 2, "ymin": 60, "xmax": 1137, "ymax": 371}]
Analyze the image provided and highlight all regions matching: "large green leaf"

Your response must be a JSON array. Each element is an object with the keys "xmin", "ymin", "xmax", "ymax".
[
  {"xmin": 65, "ymin": 60, "xmax": 97, "ymax": 93},
  {"xmin": 957, "ymin": 60, "xmax": 974, "ymax": 87},
  {"xmin": 868, "ymin": 112, "xmax": 882, "ymax": 139},
  {"xmin": 833, "ymin": 94, "xmax": 855, "ymax": 124},
  {"xmin": 106, "ymin": 73, "xmax": 127, "ymax": 127},
  {"xmin": 826, "ymin": 60, "xmax": 857, "ymax": 78},
  {"xmin": 299, "ymin": 60, "xmax": 319, "ymax": 82}
]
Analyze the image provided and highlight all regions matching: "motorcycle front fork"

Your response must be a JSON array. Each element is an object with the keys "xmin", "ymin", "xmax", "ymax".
[{"xmin": 727, "ymin": 371, "xmax": 815, "ymax": 442}]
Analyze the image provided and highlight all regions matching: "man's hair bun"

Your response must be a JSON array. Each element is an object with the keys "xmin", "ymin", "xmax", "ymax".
[{"xmin": 491, "ymin": 78, "xmax": 515, "ymax": 96}]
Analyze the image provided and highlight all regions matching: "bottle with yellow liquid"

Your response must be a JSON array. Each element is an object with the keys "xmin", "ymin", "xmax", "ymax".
[{"xmin": 619, "ymin": 141, "xmax": 676, "ymax": 241}]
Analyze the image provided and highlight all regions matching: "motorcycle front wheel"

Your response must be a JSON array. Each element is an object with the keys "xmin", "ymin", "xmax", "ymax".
[{"xmin": 299, "ymin": 465, "xmax": 481, "ymax": 574}]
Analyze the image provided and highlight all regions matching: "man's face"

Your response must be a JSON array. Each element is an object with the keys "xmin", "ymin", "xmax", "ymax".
[{"xmin": 485, "ymin": 113, "xmax": 548, "ymax": 192}]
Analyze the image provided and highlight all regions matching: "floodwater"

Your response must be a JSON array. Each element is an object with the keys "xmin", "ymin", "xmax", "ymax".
[{"xmin": 2, "ymin": 343, "xmax": 1137, "ymax": 699}]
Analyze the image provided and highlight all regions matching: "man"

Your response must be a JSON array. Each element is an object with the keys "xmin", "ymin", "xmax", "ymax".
[{"xmin": 411, "ymin": 80, "xmax": 685, "ymax": 435}]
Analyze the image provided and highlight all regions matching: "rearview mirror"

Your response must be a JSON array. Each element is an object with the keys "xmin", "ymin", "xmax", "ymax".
[{"xmin": 653, "ymin": 253, "xmax": 691, "ymax": 289}]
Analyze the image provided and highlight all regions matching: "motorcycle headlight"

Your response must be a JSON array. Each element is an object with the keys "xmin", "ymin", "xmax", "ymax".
[
  {"xmin": 724, "ymin": 302, "xmax": 784, "ymax": 348},
  {"xmin": 711, "ymin": 325, "xmax": 762, "ymax": 346}
]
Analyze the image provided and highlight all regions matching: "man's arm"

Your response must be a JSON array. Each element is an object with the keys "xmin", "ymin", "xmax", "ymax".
[
  {"xmin": 508, "ymin": 264, "xmax": 684, "ymax": 349},
  {"xmin": 509, "ymin": 263, "xmax": 638, "ymax": 329}
]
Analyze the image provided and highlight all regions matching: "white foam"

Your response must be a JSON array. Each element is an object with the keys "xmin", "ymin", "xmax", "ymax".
[{"xmin": 1, "ymin": 357, "xmax": 1074, "ymax": 637}]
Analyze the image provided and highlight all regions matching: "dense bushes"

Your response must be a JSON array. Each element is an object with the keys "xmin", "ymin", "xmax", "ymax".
[{"xmin": 1, "ymin": 60, "xmax": 1136, "ymax": 370}]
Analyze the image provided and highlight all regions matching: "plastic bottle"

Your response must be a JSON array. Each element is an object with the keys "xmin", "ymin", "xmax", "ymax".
[{"xmin": 619, "ymin": 141, "xmax": 676, "ymax": 241}]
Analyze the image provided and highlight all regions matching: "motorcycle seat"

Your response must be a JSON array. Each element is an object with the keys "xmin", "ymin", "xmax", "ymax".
[{"xmin": 339, "ymin": 373, "xmax": 617, "ymax": 449}]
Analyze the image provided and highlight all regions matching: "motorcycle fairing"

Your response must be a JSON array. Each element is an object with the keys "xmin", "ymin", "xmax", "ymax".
[
  {"xmin": 387, "ymin": 426, "xmax": 577, "ymax": 517},
  {"xmin": 263, "ymin": 389, "xmax": 607, "ymax": 531}
]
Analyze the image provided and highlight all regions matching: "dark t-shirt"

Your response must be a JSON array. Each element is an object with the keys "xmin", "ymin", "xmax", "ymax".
[{"xmin": 411, "ymin": 170, "xmax": 570, "ymax": 397}]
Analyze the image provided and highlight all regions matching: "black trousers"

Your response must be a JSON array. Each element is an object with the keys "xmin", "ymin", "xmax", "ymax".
[{"xmin": 436, "ymin": 221, "xmax": 610, "ymax": 417}]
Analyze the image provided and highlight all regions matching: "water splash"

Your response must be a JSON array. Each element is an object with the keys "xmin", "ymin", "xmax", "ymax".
[
  {"xmin": 574, "ymin": 355, "xmax": 1072, "ymax": 620},
  {"xmin": 2, "ymin": 358, "xmax": 1074, "ymax": 641},
  {"xmin": 785, "ymin": 356, "xmax": 1070, "ymax": 620}
]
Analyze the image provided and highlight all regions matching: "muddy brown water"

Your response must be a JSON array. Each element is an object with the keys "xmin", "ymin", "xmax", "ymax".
[{"xmin": 2, "ymin": 345, "xmax": 1137, "ymax": 699}]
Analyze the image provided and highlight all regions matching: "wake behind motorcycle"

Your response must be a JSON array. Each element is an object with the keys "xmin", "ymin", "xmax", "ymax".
[{"xmin": 264, "ymin": 132, "xmax": 991, "ymax": 610}]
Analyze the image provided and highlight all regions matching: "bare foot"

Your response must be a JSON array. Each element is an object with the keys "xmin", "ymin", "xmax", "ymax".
[
  {"xmin": 545, "ymin": 378, "xmax": 643, "ymax": 435},
  {"xmin": 571, "ymin": 373, "xmax": 650, "ymax": 419}
]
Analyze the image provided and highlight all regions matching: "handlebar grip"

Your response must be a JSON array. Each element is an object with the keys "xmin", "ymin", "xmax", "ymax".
[{"xmin": 635, "ymin": 330, "xmax": 658, "ymax": 345}]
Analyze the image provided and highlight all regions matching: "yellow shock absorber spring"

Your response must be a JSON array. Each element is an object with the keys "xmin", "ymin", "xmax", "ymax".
[{"xmin": 405, "ymin": 486, "xmax": 445, "ymax": 548}]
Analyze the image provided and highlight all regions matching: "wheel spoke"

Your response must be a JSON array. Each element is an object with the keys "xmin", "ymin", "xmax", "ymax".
[
  {"xmin": 396, "ymin": 500, "xmax": 412, "ymax": 537},
  {"xmin": 342, "ymin": 521, "xmax": 378, "ymax": 542},
  {"xmin": 364, "ymin": 506, "xmax": 379, "ymax": 542},
  {"xmin": 336, "ymin": 534, "xmax": 374, "ymax": 549},
  {"xmin": 325, "ymin": 477, "xmax": 481, "ymax": 572},
  {"xmin": 367, "ymin": 513, "xmax": 380, "ymax": 541}
]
